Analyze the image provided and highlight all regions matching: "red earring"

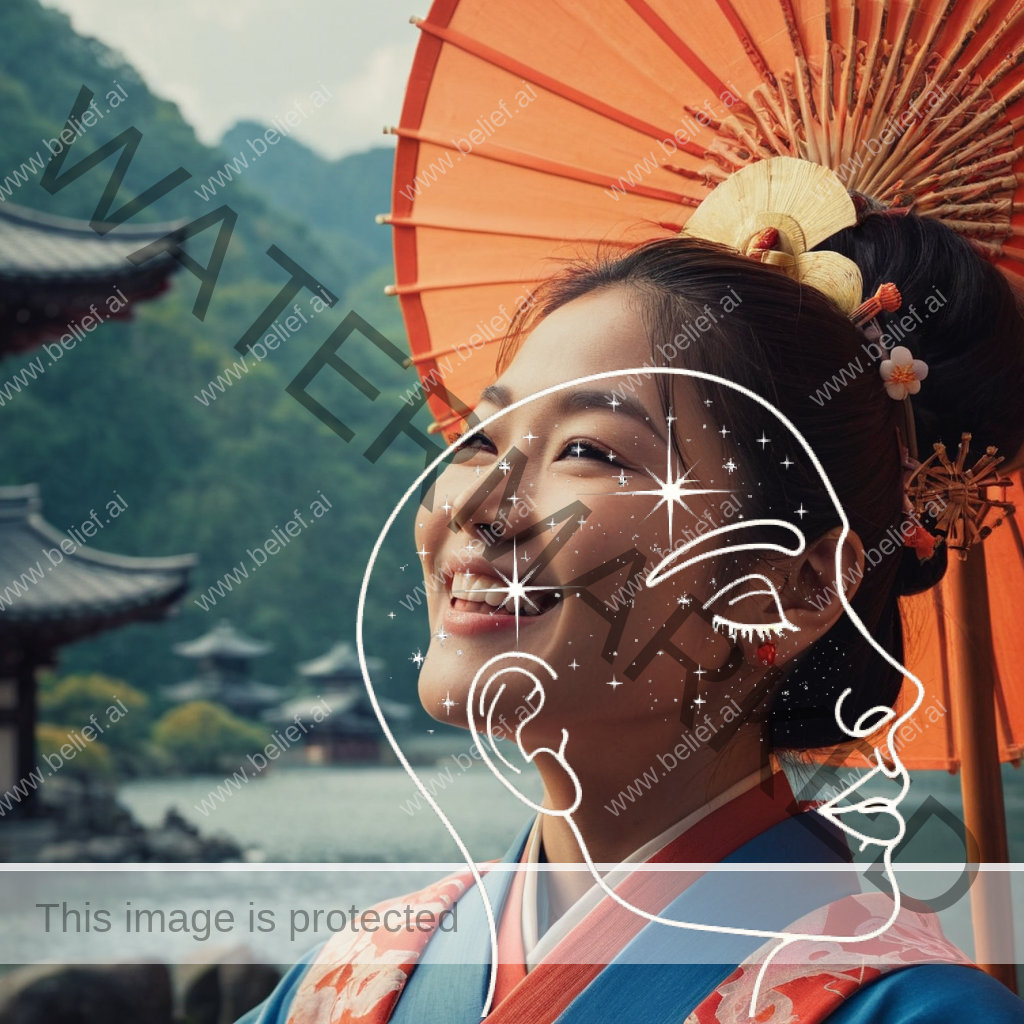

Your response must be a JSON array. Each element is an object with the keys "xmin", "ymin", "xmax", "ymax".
[{"xmin": 756, "ymin": 640, "xmax": 777, "ymax": 666}]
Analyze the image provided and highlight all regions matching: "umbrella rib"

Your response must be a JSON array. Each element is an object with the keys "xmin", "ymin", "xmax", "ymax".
[
  {"xmin": 390, "ymin": 126, "xmax": 701, "ymax": 206},
  {"xmin": 381, "ymin": 213, "xmax": 660, "ymax": 247},
  {"xmin": 709, "ymin": 0, "xmax": 776, "ymax": 86},
  {"xmin": 622, "ymin": 0, "xmax": 747, "ymax": 109},
  {"xmin": 385, "ymin": 275, "xmax": 548, "ymax": 296},
  {"xmin": 410, "ymin": 17, "xmax": 705, "ymax": 158}
]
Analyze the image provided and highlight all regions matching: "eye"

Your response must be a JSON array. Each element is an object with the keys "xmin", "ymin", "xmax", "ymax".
[
  {"xmin": 558, "ymin": 439, "xmax": 628, "ymax": 467},
  {"xmin": 452, "ymin": 430, "xmax": 498, "ymax": 459},
  {"xmin": 702, "ymin": 573, "xmax": 799, "ymax": 642}
]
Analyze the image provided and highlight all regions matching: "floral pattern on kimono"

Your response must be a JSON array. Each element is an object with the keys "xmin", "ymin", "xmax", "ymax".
[
  {"xmin": 685, "ymin": 893, "xmax": 976, "ymax": 1024},
  {"xmin": 286, "ymin": 871, "xmax": 472, "ymax": 1024}
]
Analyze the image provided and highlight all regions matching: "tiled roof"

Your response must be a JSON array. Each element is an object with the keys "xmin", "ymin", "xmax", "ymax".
[
  {"xmin": 0, "ymin": 485, "xmax": 195, "ymax": 635},
  {"xmin": 172, "ymin": 620, "xmax": 271, "ymax": 660},
  {"xmin": 0, "ymin": 202, "xmax": 182, "ymax": 281},
  {"xmin": 296, "ymin": 641, "xmax": 383, "ymax": 678}
]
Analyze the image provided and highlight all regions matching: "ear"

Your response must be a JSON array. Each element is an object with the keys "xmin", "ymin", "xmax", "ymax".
[
  {"xmin": 466, "ymin": 653, "xmax": 582, "ymax": 816},
  {"xmin": 773, "ymin": 526, "xmax": 865, "ymax": 663}
]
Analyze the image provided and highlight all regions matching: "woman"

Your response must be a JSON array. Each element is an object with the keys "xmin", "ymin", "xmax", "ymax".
[{"xmin": 240, "ymin": 166, "xmax": 1024, "ymax": 1021}]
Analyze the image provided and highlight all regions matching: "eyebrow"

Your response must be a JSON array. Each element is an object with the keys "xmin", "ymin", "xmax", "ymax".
[{"xmin": 477, "ymin": 384, "xmax": 666, "ymax": 444}]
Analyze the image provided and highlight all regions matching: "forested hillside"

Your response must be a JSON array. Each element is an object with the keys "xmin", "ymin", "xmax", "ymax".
[{"xmin": 0, "ymin": 0, "xmax": 429, "ymax": 703}]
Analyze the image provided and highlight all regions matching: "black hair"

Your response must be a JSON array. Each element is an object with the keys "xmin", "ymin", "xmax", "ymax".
[{"xmin": 497, "ymin": 217, "xmax": 1024, "ymax": 750}]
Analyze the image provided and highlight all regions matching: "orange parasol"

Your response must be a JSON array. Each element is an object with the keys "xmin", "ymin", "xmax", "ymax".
[{"xmin": 386, "ymin": 0, "xmax": 1024, "ymax": 985}]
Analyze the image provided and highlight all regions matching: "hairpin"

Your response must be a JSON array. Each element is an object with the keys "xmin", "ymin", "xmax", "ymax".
[{"xmin": 905, "ymin": 434, "xmax": 1015, "ymax": 559}]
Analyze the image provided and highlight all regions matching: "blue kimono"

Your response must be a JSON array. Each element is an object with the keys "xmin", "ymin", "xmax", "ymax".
[{"xmin": 236, "ymin": 814, "xmax": 1023, "ymax": 1023}]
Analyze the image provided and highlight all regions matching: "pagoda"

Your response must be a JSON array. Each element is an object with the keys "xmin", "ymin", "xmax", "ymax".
[
  {"xmin": 166, "ymin": 621, "xmax": 281, "ymax": 718},
  {"xmin": 0, "ymin": 485, "xmax": 194, "ymax": 808},
  {"xmin": 263, "ymin": 642, "xmax": 409, "ymax": 763},
  {"xmin": 0, "ymin": 203, "xmax": 189, "ymax": 816},
  {"xmin": 0, "ymin": 201, "xmax": 183, "ymax": 356}
]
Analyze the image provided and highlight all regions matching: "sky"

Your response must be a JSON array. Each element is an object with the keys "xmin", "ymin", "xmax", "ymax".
[{"xmin": 42, "ymin": 0, "xmax": 417, "ymax": 159}]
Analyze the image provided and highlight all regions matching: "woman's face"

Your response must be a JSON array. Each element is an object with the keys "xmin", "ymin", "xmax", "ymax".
[{"xmin": 415, "ymin": 287, "xmax": 767, "ymax": 746}]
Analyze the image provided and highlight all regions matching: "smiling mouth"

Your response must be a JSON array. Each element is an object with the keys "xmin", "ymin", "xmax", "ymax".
[{"xmin": 449, "ymin": 572, "xmax": 562, "ymax": 617}]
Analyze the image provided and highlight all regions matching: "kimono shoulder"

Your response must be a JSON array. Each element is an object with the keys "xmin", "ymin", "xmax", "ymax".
[{"xmin": 826, "ymin": 964, "xmax": 1024, "ymax": 1023}]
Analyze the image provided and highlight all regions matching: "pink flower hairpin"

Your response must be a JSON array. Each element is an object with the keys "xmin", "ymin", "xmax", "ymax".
[{"xmin": 880, "ymin": 346, "xmax": 929, "ymax": 400}]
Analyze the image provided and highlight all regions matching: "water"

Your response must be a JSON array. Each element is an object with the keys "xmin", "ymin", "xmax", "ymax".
[
  {"xmin": 2, "ymin": 764, "xmax": 1018, "ymax": 966},
  {"xmin": 119, "ymin": 761, "xmax": 544, "ymax": 863},
  {"xmin": 118, "ymin": 762, "xmax": 1024, "ymax": 864}
]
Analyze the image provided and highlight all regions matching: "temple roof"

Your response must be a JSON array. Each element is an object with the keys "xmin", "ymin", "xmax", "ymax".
[
  {"xmin": 265, "ymin": 691, "xmax": 412, "ymax": 734},
  {"xmin": 163, "ymin": 676, "xmax": 283, "ymax": 714},
  {"xmin": 0, "ymin": 484, "xmax": 195, "ymax": 645},
  {"xmin": 0, "ymin": 202, "xmax": 185, "ymax": 357},
  {"xmin": 173, "ymin": 620, "xmax": 271, "ymax": 660},
  {"xmin": 296, "ymin": 641, "xmax": 382, "ymax": 679}
]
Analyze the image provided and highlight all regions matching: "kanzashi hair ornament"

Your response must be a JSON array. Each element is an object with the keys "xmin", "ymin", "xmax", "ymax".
[{"xmin": 905, "ymin": 433, "xmax": 1016, "ymax": 558}]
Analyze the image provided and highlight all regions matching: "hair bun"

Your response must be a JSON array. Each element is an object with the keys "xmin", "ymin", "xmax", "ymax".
[{"xmin": 897, "ymin": 541, "xmax": 948, "ymax": 597}]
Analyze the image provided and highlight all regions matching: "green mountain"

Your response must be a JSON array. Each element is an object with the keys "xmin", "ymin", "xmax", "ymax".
[
  {"xmin": 0, "ymin": 0, "xmax": 433, "ymax": 709},
  {"xmin": 219, "ymin": 123, "xmax": 394, "ymax": 268}
]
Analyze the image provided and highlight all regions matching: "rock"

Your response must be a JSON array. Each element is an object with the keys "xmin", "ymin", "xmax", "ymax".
[
  {"xmin": 19, "ymin": 781, "xmax": 243, "ymax": 863},
  {"xmin": 0, "ymin": 963, "xmax": 173, "ymax": 1024},
  {"xmin": 181, "ymin": 963, "xmax": 280, "ymax": 1024}
]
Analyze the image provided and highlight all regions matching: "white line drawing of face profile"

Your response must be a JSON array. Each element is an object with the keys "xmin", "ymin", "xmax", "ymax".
[{"xmin": 356, "ymin": 367, "xmax": 925, "ymax": 1019}]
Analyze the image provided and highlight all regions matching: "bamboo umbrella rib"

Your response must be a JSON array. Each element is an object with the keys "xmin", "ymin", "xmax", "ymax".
[
  {"xmin": 410, "ymin": 17, "xmax": 706, "ymax": 158},
  {"xmin": 623, "ymin": 0, "xmax": 746, "ymax": 109},
  {"xmin": 858, "ymin": 0, "xmax": 922, "ymax": 153},
  {"xmin": 405, "ymin": 336, "xmax": 505, "ymax": 366},
  {"xmin": 389, "ymin": 125, "xmax": 701, "ymax": 206},
  {"xmin": 711, "ymin": 0, "xmax": 777, "ymax": 85},
  {"xmin": 385, "ymin": 275, "xmax": 548, "ymax": 296},
  {"xmin": 381, "ymin": 214, "xmax": 654, "ymax": 246},
  {"xmin": 845, "ymin": 0, "xmax": 890, "ymax": 173},
  {"xmin": 876, "ymin": 0, "xmax": 955, "ymax": 143}
]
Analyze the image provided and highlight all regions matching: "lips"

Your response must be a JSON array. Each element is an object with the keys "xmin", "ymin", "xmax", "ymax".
[
  {"xmin": 450, "ymin": 571, "xmax": 556, "ymax": 616},
  {"xmin": 437, "ymin": 553, "xmax": 563, "ymax": 633}
]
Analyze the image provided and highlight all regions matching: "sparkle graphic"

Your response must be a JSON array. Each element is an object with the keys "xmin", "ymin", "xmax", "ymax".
[
  {"xmin": 781, "ymin": 456, "xmax": 794, "ymax": 469},
  {"xmin": 694, "ymin": 695, "xmax": 706, "ymax": 709},
  {"xmin": 439, "ymin": 690, "xmax": 459, "ymax": 715},
  {"xmin": 547, "ymin": 518, "xmax": 558, "ymax": 532},
  {"xmin": 694, "ymin": 665, "xmax": 706, "ymax": 681},
  {"xmin": 676, "ymin": 593, "xmax": 691, "ymax": 607},
  {"xmin": 470, "ymin": 537, "xmax": 565, "ymax": 645},
  {"xmin": 795, "ymin": 504, "xmax": 808, "ymax": 519},
  {"xmin": 719, "ymin": 425, "xmax": 730, "ymax": 437},
  {"xmin": 607, "ymin": 394, "xmax": 621, "ymax": 411},
  {"xmin": 609, "ymin": 438, "xmax": 730, "ymax": 545},
  {"xmin": 723, "ymin": 458, "xmax": 737, "ymax": 475},
  {"xmin": 522, "ymin": 429, "xmax": 538, "ymax": 446},
  {"xmin": 441, "ymin": 497, "xmax": 453, "ymax": 516},
  {"xmin": 757, "ymin": 433, "xmax": 771, "ymax": 448},
  {"xmin": 569, "ymin": 659, "xmax": 580, "ymax": 670},
  {"xmin": 606, "ymin": 450, "xmax": 616, "ymax": 461},
  {"xmin": 388, "ymin": 611, "xmax": 396, "ymax": 620},
  {"xmin": 607, "ymin": 674, "xmax": 624, "ymax": 689},
  {"xmin": 410, "ymin": 649, "xmax": 425, "ymax": 667},
  {"xmin": 417, "ymin": 544, "xmax": 429, "ymax": 560},
  {"xmin": 571, "ymin": 443, "xmax": 585, "ymax": 457},
  {"xmin": 703, "ymin": 398, "xmax": 713, "ymax": 407},
  {"xmin": 434, "ymin": 625, "xmax": 450, "ymax": 645},
  {"xmin": 498, "ymin": 459, "xmax": 511, "ymax": 475}
]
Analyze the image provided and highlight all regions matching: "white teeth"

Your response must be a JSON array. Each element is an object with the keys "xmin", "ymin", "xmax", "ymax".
[
  {"xmin": 449, "ymin": 572, "xmax": 551, "ymax": 616},
  {"xmin": 451, "ymin": 573, "xmax": 508, "ymax": 608}
]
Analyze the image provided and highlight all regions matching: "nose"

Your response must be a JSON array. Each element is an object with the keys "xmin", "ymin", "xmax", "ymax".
[{"xmin": 446, "ymin": 449, "xmax": 527, "ymax": 538}]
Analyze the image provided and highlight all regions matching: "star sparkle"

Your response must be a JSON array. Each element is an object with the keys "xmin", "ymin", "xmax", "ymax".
[{"xmin": 608, "ymin": 440, "xmax": 730, "ymax": 545}]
